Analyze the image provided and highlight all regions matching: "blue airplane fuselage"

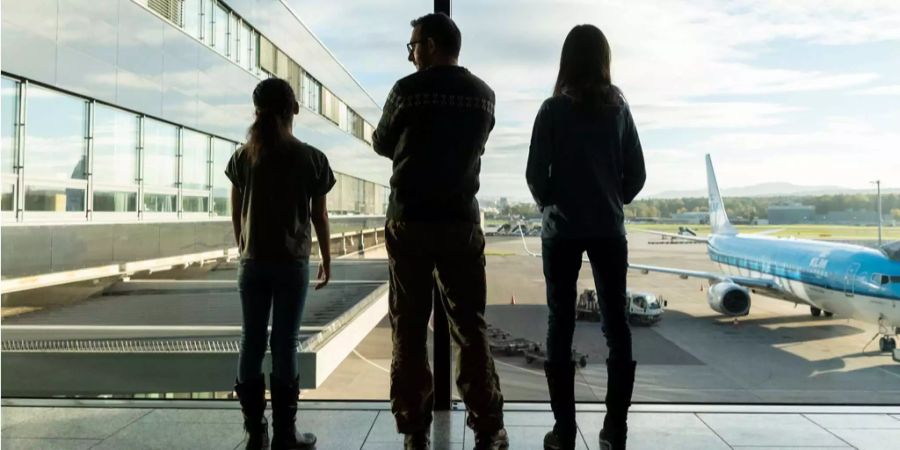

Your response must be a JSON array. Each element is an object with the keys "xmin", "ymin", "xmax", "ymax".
[{"xmin": 708, "ymin": 234, "xmax": 900, "ymax": 328}]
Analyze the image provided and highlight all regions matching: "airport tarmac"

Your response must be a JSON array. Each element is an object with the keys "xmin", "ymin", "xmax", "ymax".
[{"xmin": 305, "ymin": 233, "xmax": 900, "ymax": 404}]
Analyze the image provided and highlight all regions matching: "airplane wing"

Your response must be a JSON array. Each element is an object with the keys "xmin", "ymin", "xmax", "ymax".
[
  {"xmin": 519, "ymin": 229, "xmax": 800, "ymax": 303},
  {"xmin": 628, "ymin": 263, "xmax": 781, "ymax": 292},
  {"xmin": 631, "ymin": 263, "xmax": 804, "ymax": 303},
  {"xmin": 630, "ymin": 229, "xmax": 709, "ymax": 243}
]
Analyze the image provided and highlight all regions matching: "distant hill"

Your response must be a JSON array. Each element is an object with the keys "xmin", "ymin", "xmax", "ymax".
[{"xmin": 648, "ymin": 182, "xmax": 900, "ymax": 199}]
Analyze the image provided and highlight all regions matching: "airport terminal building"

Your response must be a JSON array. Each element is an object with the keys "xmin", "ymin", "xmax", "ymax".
[
  {"xmin": 0, "ymin": 0, "xmax": 397, "ymax": 396},
  {"xmin": 1, "ymin": 0, "xmax": 391, "ymax": 279}
]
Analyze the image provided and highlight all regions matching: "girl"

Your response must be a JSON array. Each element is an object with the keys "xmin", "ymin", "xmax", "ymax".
[
  {"xmin": 228, "ymin": 78, "xmax": 335, "ymax": 450},
  {"xmin": 526, "ymin": 25, "xmax": 647, "ymax": 450}
]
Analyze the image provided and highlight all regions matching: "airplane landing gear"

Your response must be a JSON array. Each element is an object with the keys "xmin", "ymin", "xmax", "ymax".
[
  {"xmin": 865, "ymin": 318, "xmax": 898, "ymax": 354},
  {"xmin": 810, "ymin": 306, "xmax": 834, "ymax": 318},
  {"xmin": 880, "ymin": 336, "xmax": 897, "ymax": 353}
]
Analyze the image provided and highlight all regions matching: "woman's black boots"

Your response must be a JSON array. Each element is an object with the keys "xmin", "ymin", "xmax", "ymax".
[
  {"xmin": 599, "ymin": 359, "xmax": 636, "ymax": 450},
  {"xmin": 543, "ymin": 361, "xmax": 577, "ymax": 450},
  {"xmin": 269, "ymin": 374, "xmax": 317, "ymax": 450},
  {"xmin": 234, "ymin": 375, "xmax": 271, "ymax": 450}
]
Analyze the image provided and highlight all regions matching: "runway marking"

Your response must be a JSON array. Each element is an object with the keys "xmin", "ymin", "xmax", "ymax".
[
  {"xmin": 879, "ymin": 367, "xmax": 900, "ymax": 381},
  {"xmin": 352, "ymin": 349, "xmax": 390, "ymax": 374}
]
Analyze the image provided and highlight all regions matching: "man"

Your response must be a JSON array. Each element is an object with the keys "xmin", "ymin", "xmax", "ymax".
[{"xmin": 372, "ymin": 12, "xmax": 508, "ymax": 450}]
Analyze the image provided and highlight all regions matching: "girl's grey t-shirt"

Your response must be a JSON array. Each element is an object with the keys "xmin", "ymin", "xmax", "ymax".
[{"xmin": 225, "ymin": 139, "xmax": 335, "ymax": 261}]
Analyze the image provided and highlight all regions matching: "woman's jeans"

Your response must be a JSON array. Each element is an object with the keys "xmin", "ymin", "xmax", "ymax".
[
  {"xmin": 542, "ymin": 236, "xmax": 632, "ymax": 364},
  {"xmin": 237, "ymin": 259, "xmax": 309, "ymax": 382}
]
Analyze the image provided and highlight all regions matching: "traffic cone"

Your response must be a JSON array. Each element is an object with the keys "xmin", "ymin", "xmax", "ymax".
[{"xmin": 510, "ymin": 295, "xmax": 516, "ymax": 305}]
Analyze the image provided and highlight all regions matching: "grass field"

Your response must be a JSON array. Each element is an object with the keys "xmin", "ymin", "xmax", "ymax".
[{"xmin": 484, "ymin": 217, "xmax": 899, "ymax": 241}]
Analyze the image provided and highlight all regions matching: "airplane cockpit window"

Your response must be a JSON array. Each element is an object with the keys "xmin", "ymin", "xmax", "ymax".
[{"xmin": 874, "ymin": 273, "xmax": 900, "ymax": 285}]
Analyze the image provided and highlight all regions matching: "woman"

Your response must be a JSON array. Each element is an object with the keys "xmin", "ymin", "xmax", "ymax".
[
  {"xmin": 526, "ymin": 25, "xmax": 646, "ymax": 450},
  {"xmin": 228, "ymin": 78, "xmax": 336, "ymax": 450}
]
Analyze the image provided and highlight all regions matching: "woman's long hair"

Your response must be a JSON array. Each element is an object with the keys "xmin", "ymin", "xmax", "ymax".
[
  {"xmin": 246, "ymin": 78, "xmax": 296, "ymax": 164},
  {"xmin": 553, "ymin": 25, "xmax": 624, "ymax": 109}
]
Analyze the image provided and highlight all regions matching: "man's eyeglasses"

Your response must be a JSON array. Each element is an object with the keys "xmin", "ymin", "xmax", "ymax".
[{"xmin": 406, "ymin": 41, "xmax": 422, "ymax": 53}]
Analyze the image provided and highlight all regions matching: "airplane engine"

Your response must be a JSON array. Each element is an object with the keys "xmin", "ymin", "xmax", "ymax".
[{"xmin": 707, "ymin": 282, "xmax": 751, "ymax": 316}]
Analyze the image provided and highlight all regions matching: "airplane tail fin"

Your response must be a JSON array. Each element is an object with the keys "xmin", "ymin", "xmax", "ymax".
[{"xmin": 706, "ymin": 154, "xmax": 737, "ymax": 236}]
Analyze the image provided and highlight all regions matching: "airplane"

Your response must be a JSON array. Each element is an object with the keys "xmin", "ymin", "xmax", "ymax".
[{"xmin": 520, "ymin": 155, "xmax": 900, "ymax": 356}]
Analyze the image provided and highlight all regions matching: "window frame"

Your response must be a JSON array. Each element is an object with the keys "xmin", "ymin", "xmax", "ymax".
[
  {"xmin": 141, "ymin": 188, "xmax": 179, "ymax": 218},
  {"xmin": 181, "ymin": 192, "xmax": 211, "ymax": 216},
  {"xmin": 22, "ymin": 178, "xmax": 89, "ymax": 220},
  {"xmin": 90, "ymin": 103, "xmax": 141, "ymax": 218},
  {"xmin": 181, "ymin": 0, "xmax": 204, "ymax": 41},
  {"xmin": 140, "ymin": 116, "xmax": 179, "ymax": 219},
  {"xmin": 228, "ymin": 12, "xmax": 239, "ymax": 63},
  {"xmin": 1, "ymin": 76, "xmax": 22, "ymax": 220},
  {"xmin": 212, "ymin": 1, "xmax": 229, "ymax": 57},
  {"xmin": 210, "ymin": 137, "xmax": 236, "ymax": 217},
  {"xmin": 178, "ymin": 129, "xmax": 211, "ymax": 218},
  {"xmin": 20, "ymin": 82, "xmax": 90, "ymax": 221}
]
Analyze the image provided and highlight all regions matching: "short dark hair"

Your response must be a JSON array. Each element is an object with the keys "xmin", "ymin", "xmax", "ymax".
[{"xmin": 410, "ymin": 13, "xmax": 461, "ymax": 58}]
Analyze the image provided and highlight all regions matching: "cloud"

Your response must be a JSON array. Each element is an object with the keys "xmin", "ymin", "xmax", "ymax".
[
  {"xmin": 635, "ymin": 102, "xmax": 803, "ymax": 130},
  {"xmin": 855, "ymin": 84, "xmax": 900, "ymax": 96},
  {"xmin": 640, "ymin": 116, "xmax": 900, "ymax": 196},
  {"xmin": 287, "ymin": 0, "xmax": 900, "ymax": 200}
]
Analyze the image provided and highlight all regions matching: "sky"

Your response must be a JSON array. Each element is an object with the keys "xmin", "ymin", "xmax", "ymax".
[{"xmin": 289, "ymin": 0, "xmax": 900, "ymax": 201}]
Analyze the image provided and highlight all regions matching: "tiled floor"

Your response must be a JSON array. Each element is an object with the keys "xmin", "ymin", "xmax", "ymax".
[{"xmin": 2, "ymin": 403, "xmax": 900, "ymax": 449}]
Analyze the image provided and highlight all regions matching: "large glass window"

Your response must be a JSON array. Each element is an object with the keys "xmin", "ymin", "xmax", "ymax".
[
  {"xmin": 321, "ymin": 88, "xmax": 340, "ymax": 125},
  {"xmin": 2, "ymin": 77, "xmax": 18, "ymax": 175},
  {"xmin": 93, "ymin": 191, "xmax": 137, "ymax": 212},
  {"xmin": 211, "ymin": 1, "xmax": 228, "ymax": 57},
  {"xmin": 93, "ymin": 105, "xmax": 139, "ymax": 187},
  {"xmin": 2, "ymin": 77, "xmax": 19, "ymax": 211},
  {"xmin": 304, "ymin": 73, "xmax": 321, "ymax": 114},
  {"xmin": 182, "ymin": 195, "xmax": 208, "ymax": 213},
  {"xmin": 24, "ymin": 185, "xmax": 85, "ymax": 212},
  {"xmin": 2, "ymin": 183, "xmax": 14, "ymax": 211},
  {"xmin": 25, "ymin": 86, "xmax": 87, "ymax": 181},
  {"xmin": 288, "ymin": 62, "xmax": 302, "ymax": 100},
  {"xmin": 142, "ymin": 118, "xmax": 178, "ymax": 213},
  {"xmin": 211, "ymin": 137, "xmax": 235, "ymax": 216},
  {"xmin": 363, "ymin": 121, "xmax": 374, "ymax": 144},
  {"xmin": 143, "ymin": 192, "xmax": 176, "ymax": 213},
  {"xmin": 201, "ymin": 0, "xmax": 212, "ymax": 43},
  {"xmin": 92, "ymin": 105, "xmax": 139, "ymax": 213},
  {"xmin": 182, "ymin": 0, "xmax": 203, "ymax": 40},
  {"xmin": 243, "ymin": 23, "xmax": 256, "ymax": 73},
  {"xmin": 259, "ymin": 35, "xmax": 275, "ymax": 74},
  {"xmin": 275, "ymin": 50, "xmax": 290, "ymax": 79},
  {"xmin": 229, "ymin": 14, "xmax": 239, "ymax": 63},
  {"xmin": 143, "ymin": 119, "xmax": 178, "ymax": 189},
  {"xmin": 181, "ymin": 129, "xmax": 209, "ymax": 191},
  {"xmin": 24, "ymin": 85, "xmax": 87, "ymax": 213},
  {"xmin": 339, "ymin": 102, "xmax": 349, "ymax": 131}
]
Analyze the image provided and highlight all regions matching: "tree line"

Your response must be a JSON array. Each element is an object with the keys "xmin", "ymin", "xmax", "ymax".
[
  {"xmin": 623, "ymin": 194, "xmax": 900, "ymax": 220},
  {"xmin": 488, "ymin": 194, "xmax": 900, "ymax": 221}
]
